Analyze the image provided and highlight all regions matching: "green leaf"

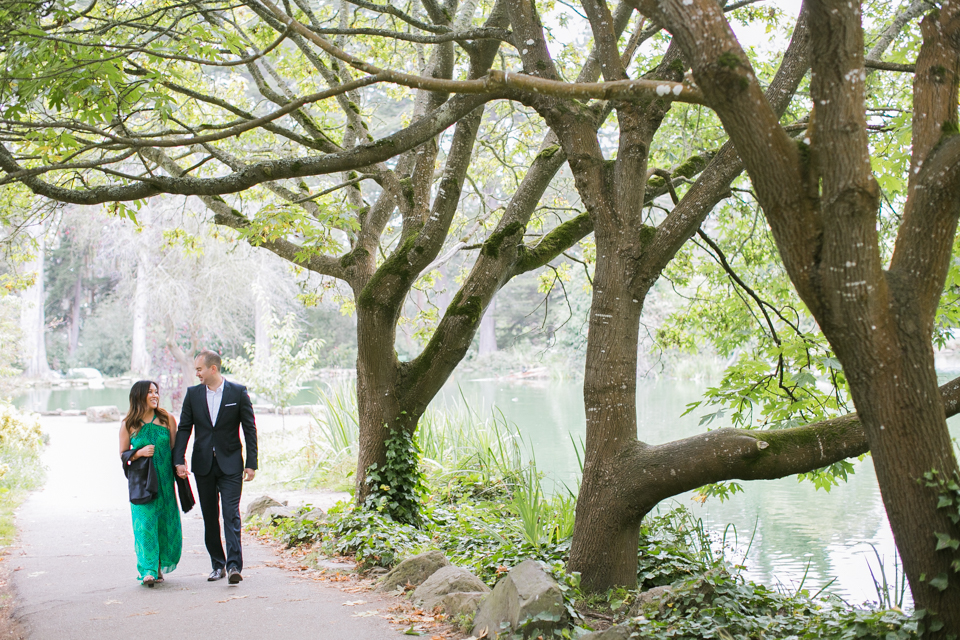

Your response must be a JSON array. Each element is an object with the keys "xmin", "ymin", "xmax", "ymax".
[
  {"xmin": 928, "ymin": 572, "xmax": 949, "ymax": 591},
  {"xmin": 934, "ymin": 532, "xmax": 960, "ymax": 551}
]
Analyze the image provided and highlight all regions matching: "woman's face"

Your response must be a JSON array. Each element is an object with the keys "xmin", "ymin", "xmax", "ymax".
[{"xmin": 146, "ymin": 385, "xmax": 160, "ymax": 410}]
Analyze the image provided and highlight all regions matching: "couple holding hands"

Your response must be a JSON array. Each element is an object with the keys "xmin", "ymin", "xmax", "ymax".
[{"xmin": 119, "ymin": 350, "xmax": 258, "ymax": 586}]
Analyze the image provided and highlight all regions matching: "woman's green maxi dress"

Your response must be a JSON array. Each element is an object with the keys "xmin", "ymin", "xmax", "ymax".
[{"xmin": 129, "ymin": 419, "xmax": 182, "ymax": 580}]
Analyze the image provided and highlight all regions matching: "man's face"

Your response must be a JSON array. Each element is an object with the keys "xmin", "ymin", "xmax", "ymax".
[{"xmin": 195, "ymin": 357, "xmax": 219, "ymax": 386}]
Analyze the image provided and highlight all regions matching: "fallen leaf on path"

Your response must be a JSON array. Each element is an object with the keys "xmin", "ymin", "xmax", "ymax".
[
  {"xmin": 103, "ymin": 600, "xmax": 122, "ymax": 605},
  {"xmin": 127, "ymin": 611, "xmax": 158, "ymax": 617},
  {"xmin": 216, "ymin": 595, "xmax": 249, "ymax": 603},
  {"xmin": 342, "ymin": 600, "xmax": 367, "ymax": 606},
  {"xmin": 352, "ymin": 610, "xmax": 380, "ymax": 617}
]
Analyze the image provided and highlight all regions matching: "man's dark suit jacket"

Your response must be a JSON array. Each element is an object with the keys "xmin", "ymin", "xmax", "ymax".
[{"xmin": 173, "ymin": 380, "xmax": 258, "ymax": 477}]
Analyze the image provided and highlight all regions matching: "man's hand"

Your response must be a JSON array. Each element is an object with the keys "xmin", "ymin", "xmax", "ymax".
[
  {"xmin": 243, "ymin": 468, "xmax": 256, "ymax": 482},
  {"xmin": 176, "ymin": 464, "xmax": 188, "ymax": 478}
]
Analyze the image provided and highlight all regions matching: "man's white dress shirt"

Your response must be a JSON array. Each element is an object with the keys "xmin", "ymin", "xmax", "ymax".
[{"xmin": 206, "ymin": 379, "xmax": 225, "ymax": 426}]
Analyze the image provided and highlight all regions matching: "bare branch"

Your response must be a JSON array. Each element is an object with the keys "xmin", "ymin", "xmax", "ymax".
[{"xmin": 0, "ymin": 92, "xmax": 498, "ymax": 204}]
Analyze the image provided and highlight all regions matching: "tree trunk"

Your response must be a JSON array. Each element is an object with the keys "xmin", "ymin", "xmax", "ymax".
[
  {"xmin": 354, "ymin": 304, "xmax": 402, "ymax": 503},
  {"xmin": 832, "ymin": 312, "xmax": 960, "ymax": 626},
  {"xmin": 478, "ymin": 294, "xmax": 498, "ymax": 356},
  {"xmin": 568, "ymin": 243, "xmax": 646, "ymax": 590},
  {"xmin": 130, "ymin": 251, "xmax": 151, "ymax": 377},
  {"xmin": 253, "ymin": 253, "xmax": 272, "ymax": 364},
  {"xmin": 165, "ymin": 330, "xmax": 195, "ymax": 411},
  {"xmin": 66, "ymin": 273, "xmax": 82, "ymax": 358},
  {"xmin": 19, "ymin": 222, "xmax": 51, "ymax": 379}
]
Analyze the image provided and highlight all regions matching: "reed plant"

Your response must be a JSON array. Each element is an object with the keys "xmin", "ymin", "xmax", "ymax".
[{"xmin": 276, "ymin": 383, "xmax": 580, "ymax": 549}]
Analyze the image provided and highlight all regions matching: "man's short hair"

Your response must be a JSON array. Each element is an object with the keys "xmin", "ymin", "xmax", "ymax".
[{"xmin": 196, "ymin": 349, "xmax": 222, "ymax": 370}]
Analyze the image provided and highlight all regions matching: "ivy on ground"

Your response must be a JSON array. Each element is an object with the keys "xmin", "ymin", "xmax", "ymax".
[{"xmin": 255, "ymin": 495, "xmax": 918, "ymax": 640}]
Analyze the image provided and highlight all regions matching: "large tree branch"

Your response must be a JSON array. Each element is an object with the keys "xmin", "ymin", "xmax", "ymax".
[
  {"xmin": 807, "ymin": 0, "xmax": 882, "ymax": 329},
  {"xmin": 396, "ymin": 142, "xmax": 569, "ymax": 411},
  {"xmin": 639, "ymin": 0, "xmax": 819, "ymax": 311},
  {"xmin": 260, "ymin": 0, "xmax": 705, "ymax": 103},
  {"xmin": 0, "ymin": 92, "xmax": 499, "ymax": 204},
  {"xmin": 889, "ymin": 3, "xmax": 960, "ymax": 320},
  {"xmin": 580, "ymin": 0, "xmax": 629, "ymax": 82},
  {"xmin": 619, "ymin": 373, "xmax": 960, "ymax": 517},
  {"xmin": 141, "ymin": 147, "xmax": 349, "ymax": 281},
  {"xmin": 637, "ymin": 4, "xmax": 810, "ymax": 292}
]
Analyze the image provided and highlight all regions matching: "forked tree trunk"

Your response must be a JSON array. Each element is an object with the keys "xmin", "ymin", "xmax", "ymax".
[{"xmin": 633, "ymin": 0, "xmax": 960, "ymax": 627}]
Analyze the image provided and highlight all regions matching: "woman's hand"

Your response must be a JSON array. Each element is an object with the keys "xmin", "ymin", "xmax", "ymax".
[{"xmin": 135, "ymin": 445, "xmax": 155, "ymax": 459}]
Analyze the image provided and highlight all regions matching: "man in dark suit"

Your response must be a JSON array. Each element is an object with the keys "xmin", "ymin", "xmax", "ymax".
[{"xmin": 174, "ymin": 349, "xmax": 258, "ymax": 584}]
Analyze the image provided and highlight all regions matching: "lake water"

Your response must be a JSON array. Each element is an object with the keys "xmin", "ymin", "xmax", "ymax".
[{"xmin": 17, "ymin": 375, "xmax": 959, "ymax": 607}]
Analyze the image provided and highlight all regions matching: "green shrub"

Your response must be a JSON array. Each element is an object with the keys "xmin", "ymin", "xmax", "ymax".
[
  {"xmin": 0, "ymin": 401, "xmax": 46, "ymax": 546},
  {"xmin": 0, "ymin": 401, "xmax": 44, "ymax": 492}
]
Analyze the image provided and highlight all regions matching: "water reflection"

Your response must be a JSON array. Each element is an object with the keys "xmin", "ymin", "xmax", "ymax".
[{"xmin": 433, "ymin": 376, "xmax": 959, "ymax": 608}]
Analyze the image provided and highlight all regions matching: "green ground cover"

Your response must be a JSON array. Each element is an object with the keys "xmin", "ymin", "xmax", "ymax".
[{"xmin": 250, "ymin": 390, "xmax": 928, "ymax": 639}]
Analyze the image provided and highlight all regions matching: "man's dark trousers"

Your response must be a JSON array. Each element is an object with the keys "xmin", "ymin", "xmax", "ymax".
[{"xmin": 195, "ymin": 453, "xmax": 243, "ymax": 572}]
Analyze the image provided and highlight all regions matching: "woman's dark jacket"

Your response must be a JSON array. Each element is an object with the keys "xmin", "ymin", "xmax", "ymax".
[{"xmin": 121, "ymin": 447, "xmax": 158, "ymax": 505}]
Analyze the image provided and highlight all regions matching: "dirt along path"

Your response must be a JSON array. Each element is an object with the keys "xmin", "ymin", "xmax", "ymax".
[{"xmin": 11, "ymin": 415, "xmax": 412, "ymax": 640}]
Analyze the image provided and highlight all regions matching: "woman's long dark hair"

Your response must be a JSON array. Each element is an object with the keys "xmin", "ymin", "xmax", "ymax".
[{"xmin": 123, "ymin": 380, "xmax": 171, "ymax": 435}]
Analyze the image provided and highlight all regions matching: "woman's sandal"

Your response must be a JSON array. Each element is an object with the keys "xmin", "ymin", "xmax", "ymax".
[{"xmin": 142, "ymin": 575, "xmax": 156, "ymax": 587}]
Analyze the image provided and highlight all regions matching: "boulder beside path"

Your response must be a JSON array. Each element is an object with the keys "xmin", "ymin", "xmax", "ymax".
[
  {"xmin": 471, "ymin": 560, "xmax": 568, "ymax": 639},
  {"xmin": 86, "ymin": 405, "xmax": 120, "ymax": 423},
  {"xmin": 411, "ymin": 565, "xmax": 489, "ymax": 613},
  {"xmin": 376, "ymin": 550, "xmax": 450, "ymax": 593}
]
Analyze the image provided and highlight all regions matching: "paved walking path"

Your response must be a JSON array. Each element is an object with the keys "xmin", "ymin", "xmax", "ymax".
[{"xmin": 12, "ymin": 417, "xmax": 409, "ymax": 640}]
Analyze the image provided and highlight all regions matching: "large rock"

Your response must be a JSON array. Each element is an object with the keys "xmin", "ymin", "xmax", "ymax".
[
  {"xmin": 297, "ymin": 508, "xmax": 327, "ymax": 523},
  {"xmin": 472, "ymin": 560, "xmax": 568, "ymax": 639},
  {"xmin": 376, "ymin": 550, "xmax": 449, "ymax": 593},
  {"xmin": 439, "ymin": 591, "xmax": 487, "ymax": 619},
  {"xmin": 412, "ymin": 565, "xmax": 490, "ymax": 610},
  {"xmin": 580, "ymin": 625, "xmax": 633, "ymax": 640},
  {"xmin": 628, "ymin": 585, "xmax": 674, "ymax": 617},
  {"xmin": 86, "ymin": 406, "xmax": 120, "ymax": 422},
  {"xmin": 262, "ymin": 506, "xmax": 295, "ymax": 520},
  {"xmin": 245, "ymin": 495, "xmax": 283, "ymax": 519}
]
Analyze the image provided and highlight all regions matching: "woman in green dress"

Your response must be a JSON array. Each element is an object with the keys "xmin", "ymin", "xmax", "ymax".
[{"xmin": 119, "ymin": 380, "xmax": 182, "ymax": 586}]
